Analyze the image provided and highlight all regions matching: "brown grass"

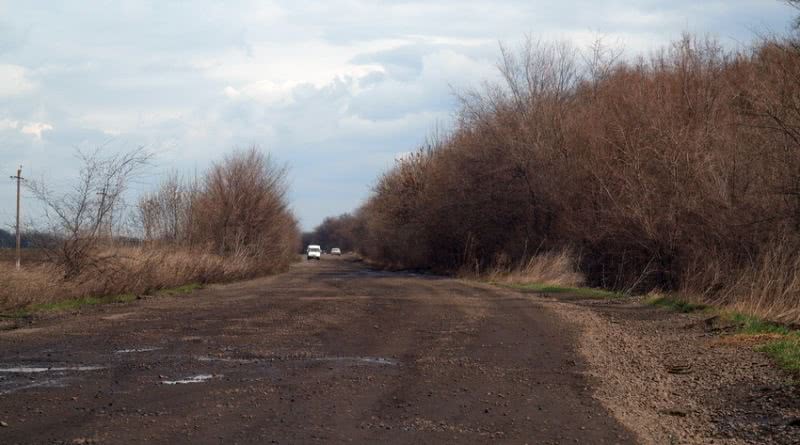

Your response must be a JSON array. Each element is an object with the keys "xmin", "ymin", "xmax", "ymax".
[
  {"xmin": 719, "ymin": 243, "xmax": 800, "ymax": 324},
  {"xmin": 0, "ymin": 248, "xmax": 49, "ymax": 266},
  {"xmin": 485, "ymin": 250, "xmax": 584, "ymax": 287},
  {"xmin": 2, "ymin": 148, "xmax": 301, "ymax": 313},
  {"xmin": 0, "ymin": 246, "xmax": 287, "ymax": 311}
]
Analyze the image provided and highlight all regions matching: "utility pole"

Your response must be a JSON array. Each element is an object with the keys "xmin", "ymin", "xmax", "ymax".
[{"xmin": 10, "ymin": 166, "xmax": 23, "ymax": 270}]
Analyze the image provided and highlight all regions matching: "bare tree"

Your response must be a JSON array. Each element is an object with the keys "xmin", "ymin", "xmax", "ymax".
[
  {"xmin": 27, "ymin": 147, "xmax": 151, "ymax": 279},
  {"xmin": 137, "ymin": 172, "xmax": 193, "ymax": 243}
]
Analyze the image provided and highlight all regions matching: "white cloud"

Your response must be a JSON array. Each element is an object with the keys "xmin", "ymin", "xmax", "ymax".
[
  {"xmin": 20, "ymin": 122, "xmax": 53, "ymax": 140},
  {"xmin": 0, "ymin": 118, "xmax": 53, "ymax": 140},
  {"xmin": 0, "ymin": 64, "xmax": 36, "ymax": 96},
  {"xmin": 0, "ymin": 0, "xmax": 795, "ymax": 229},
  {"xmin": 223, "ymin": 85, "xmax": 241, "ymax": 99},
  {"xmin": 0, "ymin": 118, "xmax": 19, "ymax": 131}
]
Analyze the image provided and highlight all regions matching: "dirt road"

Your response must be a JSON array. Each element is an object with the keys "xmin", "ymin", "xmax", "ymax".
[{"xmin": 0, "ymin": 256, "xmax": 636, "ymax": 444}]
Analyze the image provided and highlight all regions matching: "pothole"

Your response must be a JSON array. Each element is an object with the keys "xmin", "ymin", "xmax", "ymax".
[
  {"xmin": 115, "ymin": 347, "xmax": 161, "ymax": 354},
  {"xmin": 162, "ymin": 374, "xmax": 219, "ymax": 385},
  {"xmin": 0, "ymin": 378, "xmax": 69, "ymax": 395},
  {"xmin": 197, "ymin": 356, "xmax": 259, "ymax": 364},
  {"xmin": 0, "ymin": 365, "xmax": 105, "ymax": 373},
  {"xmin": 311, "ymin": 356, "xmax": 398, "ymax": 366}
]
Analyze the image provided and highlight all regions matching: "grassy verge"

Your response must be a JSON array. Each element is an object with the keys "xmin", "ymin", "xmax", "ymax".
[
  {"xmin": 730, "ymin": 313, "xmax": 792, "ymax": 335},
  {"xmin": 646, "ymin": 296, "xmax": 800, "ymax": 375},
  {"xmin": 759, "ymin": 336, "xmax": 800, "ymax": 374},
  {"xmin": 646, "ymin": 295, "xmax": 709, "ymax": 313},
  {"xmin": 500, "ymin": 282, "xmax": 622, "ymax": 299},
  {"xmin": 0, "ymin": 283, "xmax": 203, "ymax": 319},
  {"xmin": 727, "ymin": 313, "xmax": 800, "ymax": 374}
]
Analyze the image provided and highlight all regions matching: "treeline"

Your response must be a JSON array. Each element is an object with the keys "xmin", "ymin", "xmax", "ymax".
[
  {"xmin": 0, "ymin": 229, "xmax": 55, "ymax": 249},
  {"xmin": 319, "ymin": 35, "xmax": 800, "ymax": 322},
  {"xmin": 2, "ymin": 147, "xmax": 299, "ymax": 310},
  {"xmin": 137, "ymin": 148, "xmax": 299, "ymax": 266},
  {"xmin": 303, "ymin": 213, "xmax": 364, "ymax": 253}
]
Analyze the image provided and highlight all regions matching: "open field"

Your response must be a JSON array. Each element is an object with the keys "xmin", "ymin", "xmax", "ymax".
[
  {"xmin": 0, "ymin": 248, "xmax": 49, "ymax": 266},
  {"xmin": 1, "ymin": 256, "xmax": 798, "ymax": 444}
]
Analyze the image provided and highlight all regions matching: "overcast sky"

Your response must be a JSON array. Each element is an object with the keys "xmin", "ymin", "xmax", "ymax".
[{"xmin": 0, "ymin": 1, "xmax": 796, "ymax": 230}]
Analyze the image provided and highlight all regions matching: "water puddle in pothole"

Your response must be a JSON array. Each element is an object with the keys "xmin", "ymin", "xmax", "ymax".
[
  {"xmin": 0, "ymin": 365, "xmax": 105, "ymax": 373},
  {"xmin": 196, "ymin": 354, "xmax": 397, "ymax": 366},
  {"xmin": 0, "ymin": 364, "xmax": 103, "ymax": 394},
  {"xmin": 311, "ymin": 356, "xmax": 398, "ymax": 366},
  {"xmin": 0, "ymin": 378, "xmax": 69, "ymax": 395},
  {"xmin": 162, "ymin": 374, "xmax": 219, "ymax": 385},
  {"xmin": 115, "ymin": 347, "xmax": 161, "ymax": 354},
  {"xmin": 197, "ymin": 356, "xmax": 259, "ymax": 364}
]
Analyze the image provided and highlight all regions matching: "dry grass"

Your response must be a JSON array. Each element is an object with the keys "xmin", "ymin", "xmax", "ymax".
[
  {"xmin": 0, "ymin": 246, "xmax": 289, "ymax": 312},
  {"xmin": 1, "ymin": 148, "xmax": 301, "ymax": 314},
  {"xmin": 717, "ymin": 244, "xmax": 800, "ymax": 324},
  {"xmin": 486, "ymin": 250, "xmax": 584, "ymax": 287},
  {"xmin": 0, "ymin": 248, "xmax": 49, "ymax": 267}
]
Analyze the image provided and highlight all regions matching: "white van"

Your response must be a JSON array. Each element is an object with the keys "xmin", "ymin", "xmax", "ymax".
[{"xmin": 306, "ymin": 244, "xmax": 322, "ymax": 260}]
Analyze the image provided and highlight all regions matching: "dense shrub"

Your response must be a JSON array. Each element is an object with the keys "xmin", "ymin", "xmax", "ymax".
[
  {"xmin": 139, "ymin": 147, "xmax": 300, "ymax": 271},
  {"xmin": 352, "ymin": 35, "xmax": 800, "ymax": 322}
]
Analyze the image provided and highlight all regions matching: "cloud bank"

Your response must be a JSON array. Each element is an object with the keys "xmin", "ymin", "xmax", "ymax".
[{"xmin": 0, "ymin": 0, "xmax": 795, "ymax": 229}]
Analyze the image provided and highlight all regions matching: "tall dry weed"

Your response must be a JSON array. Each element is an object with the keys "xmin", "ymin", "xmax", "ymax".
[
  {"xmin": 487, "ymin": 250, "xmax": 584, "ymax": 287},
  {"xmin": 0, "ymin": 246, "xmax": 287, "ymax": 311},
  {"xmin": 720, "ymin": 242, "xmax": 800, "ymax": 323}
]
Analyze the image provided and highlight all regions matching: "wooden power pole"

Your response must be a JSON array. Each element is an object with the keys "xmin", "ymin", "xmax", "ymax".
[{"xmin": 10, "ymin": 166, "xmax": 23, "ymax": 270}]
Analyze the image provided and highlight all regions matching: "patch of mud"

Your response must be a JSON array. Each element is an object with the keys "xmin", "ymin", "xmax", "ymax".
[
  {"xmin": 162, "ymin": 374, "xmax": 218, "ymax": 385},
  {"xmin": 101, "ymin": 312, "xmax": 136, "ymax": 321},
  {"xmin": 180, "ymin": 336, "xmax": 204, "ymax": 343},
  {"xmin": 298, "ymin": 296, "xmax": 374, "ymax": 301},
  {"xmin": 0, "ymin": 327, "xmax": 43, "ymax": 336}
]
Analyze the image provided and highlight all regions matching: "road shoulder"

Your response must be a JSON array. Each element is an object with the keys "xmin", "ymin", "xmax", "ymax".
[{"xmin": 499, "ymin": 288, "xmax": 800, "ymax": 445}]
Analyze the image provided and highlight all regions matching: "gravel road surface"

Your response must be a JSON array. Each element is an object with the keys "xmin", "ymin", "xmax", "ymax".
[{"xmin": 0, "ymin": 257, "xmax": 635, "ymax": 444}]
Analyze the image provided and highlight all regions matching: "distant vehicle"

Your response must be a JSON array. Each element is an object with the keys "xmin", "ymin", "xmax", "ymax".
[
  {"xmin": 306, "ymin": 245, "xmax": 321, "ymax": 260},
  {"xmin": 331, "ymin": 248, "xmax": 342, "ymax": 256}
]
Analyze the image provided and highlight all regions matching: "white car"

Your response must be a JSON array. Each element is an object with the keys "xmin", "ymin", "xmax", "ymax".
[
  {"xmin": 306, "ymin": 245, "xmax": 321, "ymax": 260},
  {"xmin": 331, "ymin": 248, "xmax": 342, "ymax": 256}
]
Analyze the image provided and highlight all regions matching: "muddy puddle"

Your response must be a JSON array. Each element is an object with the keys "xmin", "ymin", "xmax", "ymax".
[
  {"xmin": 162, "ymin": 374, "xmax": 218, "ymax": 385},
  {"xmin": 196, "ymin": 353, "xmax": 398, "ymax": 367},
  {"xmin": 0, "ymin": 364, "xmax": 105, "ymax": 395},
  {"xmin": 310, "ymin": 356, "xmax": 398, "ymax": 366},
  {"xmin": 0, "ymin": 377, "xmax": 69, "ymax": 395},
  {"xmin": 114, "ymin": 347, "xmax": 161, "ymax": 354},
  {"xmin": 0, "ymin": 365, "xmax": 104, "ymax": 373}
]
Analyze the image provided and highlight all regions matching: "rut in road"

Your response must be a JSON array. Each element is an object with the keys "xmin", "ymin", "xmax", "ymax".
[{"xmin": 0, "ymin": 257, "xmax": 636, "ymax": 444}]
